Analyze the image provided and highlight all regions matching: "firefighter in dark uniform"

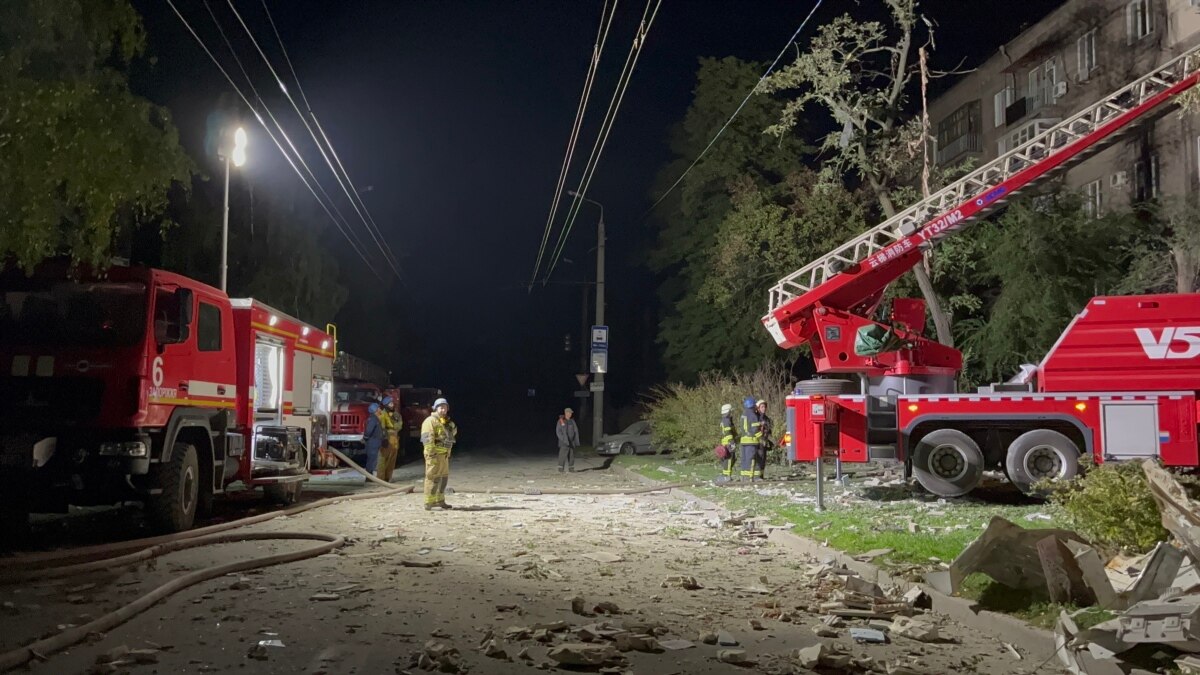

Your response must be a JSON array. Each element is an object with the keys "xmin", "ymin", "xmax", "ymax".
[
  {"xmin": 739, "ymin": 398, "xmax": 765, "ymax": 482},
  {"xmin": 754, "ymin": 399, "xmax": 773, "ymax": 480},
  {"xmin": 718, "ymin": 403, "xmax": 737, "ymax": 482}
]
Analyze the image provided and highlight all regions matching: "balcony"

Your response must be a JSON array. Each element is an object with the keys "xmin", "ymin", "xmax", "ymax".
[{"xmin": 936, "ymin": 132, "xmax": 982, "ymax": 166}]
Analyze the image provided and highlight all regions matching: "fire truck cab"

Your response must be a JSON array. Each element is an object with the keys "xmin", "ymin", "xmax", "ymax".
[{"xmin": 0, "ymin": 263, "xmax": 334, "ymax": 532}]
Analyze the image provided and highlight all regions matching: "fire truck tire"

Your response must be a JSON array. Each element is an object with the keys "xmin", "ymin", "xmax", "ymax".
[
  {"xmin": 264, "ymin": 481, "xmax": 302, "ymax": 505},
  {"xmin": 911, "ymin": 429, "xmax": 984, "ymax": 497},
  {"xmin": 1005, "ymin": 429, "xmax": 1079, "ymax": 496},
  {"xmin": 146, "ymin": 443, "xmax": 199, "ymax": 533}
]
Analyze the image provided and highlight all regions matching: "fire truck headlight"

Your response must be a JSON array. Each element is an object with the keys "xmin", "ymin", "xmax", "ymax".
[
  {"xmin": 1074, "ymin": 402, "xmax": 1087, "ymax": 412},
  {"xmin": 907, "ymin": 404, "xmax": 919, "ymax": 413},
  {"xmin": 122, "ymin": 442, "xmax": 148, "ymax": 457},
  {"xmin": 99, "ymin": 443, "xmax": 120, "ymax": 456}
]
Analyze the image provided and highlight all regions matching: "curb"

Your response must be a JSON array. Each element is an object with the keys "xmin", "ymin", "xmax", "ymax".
[{"xmin": 612, "ymin": 460, "xmax": 1058, "ymax": 663}]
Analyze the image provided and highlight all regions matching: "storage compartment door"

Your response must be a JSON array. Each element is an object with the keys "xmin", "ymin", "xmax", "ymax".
[
  {"xmin": 292, "ymin": 352, "xmax": 313, "ymax": 415},
  {"xmin": 1101, "ymin": 402, "xmax": 1159, "ymax": 460}
]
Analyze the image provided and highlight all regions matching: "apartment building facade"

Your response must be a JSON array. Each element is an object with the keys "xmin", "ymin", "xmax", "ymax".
[{"xmin": 930, "ymin": 0, "xmax": 1200, "ymax": 213}]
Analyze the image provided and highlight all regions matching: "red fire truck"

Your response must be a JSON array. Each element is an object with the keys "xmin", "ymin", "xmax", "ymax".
[
  {"xmin": 0, "ymin": 263, "xmax": 335, "ymax": 532},
  {"xmin": 762, "ymin": 46, "xmax": 1200, "ymax": 498}
]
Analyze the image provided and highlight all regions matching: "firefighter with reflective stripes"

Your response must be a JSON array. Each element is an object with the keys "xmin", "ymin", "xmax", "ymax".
[
  {"xmin": 740, "ymin": 398, "xmax": 769, "ymax": 481},
  {"xmin": 717, "ymin": 404, "xmax": 737, "ymax": 482},
  {"xmin": 375, "ymin": 396, "xmax": 400, "ymax": 482},
  {"xmin": 420, "ymin": 397, "xmax": 457, "ymax": 510}
]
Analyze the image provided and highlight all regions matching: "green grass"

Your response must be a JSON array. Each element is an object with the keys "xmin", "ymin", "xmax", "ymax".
[{"xmin": 618, "ymin": 454, "xmax": 1077, "ymax": 628}]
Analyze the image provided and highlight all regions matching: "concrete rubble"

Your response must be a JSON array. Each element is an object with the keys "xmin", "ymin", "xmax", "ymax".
[{"xmin": 1052, "ymin": 461, "xmax": 1200, "ymax": 674}]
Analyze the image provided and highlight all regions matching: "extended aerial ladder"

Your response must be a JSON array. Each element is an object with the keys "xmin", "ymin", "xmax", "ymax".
[{"xmin": 763, "ymin": 44, "xmax": 1200, "ymax": 381}]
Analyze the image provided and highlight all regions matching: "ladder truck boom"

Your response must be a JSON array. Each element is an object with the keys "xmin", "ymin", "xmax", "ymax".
[
  {"xmin": 762, "ymin": 45, "xmax": 1200, "ymax": 361},
  {"xmin": 764, "ymin": 46, "xmax": 1200, "ymax": 500}
]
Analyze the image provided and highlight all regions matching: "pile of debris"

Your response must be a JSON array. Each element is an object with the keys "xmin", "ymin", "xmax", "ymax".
[{"xmin": 926, "ymin": 461, "xmax": 1200, "ymax": 674}]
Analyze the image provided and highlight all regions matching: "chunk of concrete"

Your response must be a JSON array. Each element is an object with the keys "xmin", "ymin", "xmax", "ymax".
[{"xmin": 925, "ymin": 516, "xmax": 1087, "ymax": 596}]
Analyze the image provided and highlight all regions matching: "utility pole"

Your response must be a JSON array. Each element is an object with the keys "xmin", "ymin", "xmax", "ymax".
[
  {"xmin": 220, "ymin": 154, "xmax": 230, "ymax": 292},
  {"xmin": 593, "ymin": 213, "xmax": 605, "ymax": 447}
]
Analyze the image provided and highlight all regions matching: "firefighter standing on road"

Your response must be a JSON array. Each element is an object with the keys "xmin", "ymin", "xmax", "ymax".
[
  {"xmin": 718, "ymin": 404, "xmax": 737, "ymax": 482},
  {"xmin": 421, "ymin": 397, "xmax": 457, "ymax": 510},
  {"xmin": 755, "ymin": 399, "xmax": 773, "ymax": 481},
  {"xmin": 375, "ymin": 396, "xmax": 400, "ymax": 482},
  {"xmin": 739, "ymin": 398, "xmax": 768, "ymax": 482},
  {"xmin": 363, "ymin": 402, "xmax": 384, "ymax": 474}
]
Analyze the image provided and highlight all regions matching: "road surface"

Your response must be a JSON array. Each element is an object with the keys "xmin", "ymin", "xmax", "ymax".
[{"xmin": 0, "ymin": 444, "xmax": 1058, "ymax": 674}]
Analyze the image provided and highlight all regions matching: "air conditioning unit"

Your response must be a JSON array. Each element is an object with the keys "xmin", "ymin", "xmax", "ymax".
[
  {"xmin": 1054, "ymin": 81, "xmax": 1068, "ymax": 98},
  {"xmin": 1111, "ymin": 171, "xmax": 1129, "ymax": 188}
]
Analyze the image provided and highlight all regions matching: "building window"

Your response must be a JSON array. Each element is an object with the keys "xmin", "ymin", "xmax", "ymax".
[
  {"xmin": 1135, "ymin": 153, "xmax": 1160, "ymax": 201},
  {"xmin": 1083, "ymin": 180, "xmax": 1103, "ymax": 217},
  {"xmin": 993, "ymin": 85, "xmax": 1015, "ymax": 127},
  {"xmin": 1077, "ymin": 29, "xmax": 1098, "ymax": 80},
  {"xmin": 1127, "ymin": 0, "xmax": 1152, "ymax": 43},
  {"xmin": 1027, "ymin": 59, "xmax": 1057, "ymax": 113},
  {"xmin": 197, "ymin": 302, "xmax": 222, "ymax": 352},
  {"xmin": 936, "ymin": 100, "xmax": 982, "ymax": 165},
  {"xmin": 998, "ymin": 118, "xmax": 1058, "ymax": 155}
]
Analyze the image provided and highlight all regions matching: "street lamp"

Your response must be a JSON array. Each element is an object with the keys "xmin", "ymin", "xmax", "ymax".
[
  {"xmin": 567, "ymin": 190, "xmax": 605, "ymax": 447},
  {"xmin": 220, "ymin": 127, "xmax": 248, "ymax": 293}
]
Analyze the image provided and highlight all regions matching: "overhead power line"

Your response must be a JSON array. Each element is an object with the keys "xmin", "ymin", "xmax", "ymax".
[
  {"xmin": 225, "ymin": 0, "xmax": 404, "ymax": 281},
  {"xmin": 256, "ymin": 0, "xmax": 404, "ymax": 279},
  {"xmin": 642, "ymin": 0, "xmax": 825, "ymax": 220},
  {"xmin": 528, "ymin": 0, "xmax": 620, "ymax": 289},
  {"xmin": 167, "ymin": 0, "xmax": 386, "ymax": 281},
  {"xmin": 542, "ymin": 0, "xmax": 663, "ymax": 283}
]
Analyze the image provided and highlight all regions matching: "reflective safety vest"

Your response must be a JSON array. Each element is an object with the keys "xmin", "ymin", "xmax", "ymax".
[
  {"xmin": 740, "ymin": 410, "xmax": 765, "ymax": 445},
  {"xmin": 720, "ymin": 415, "xmax": 736, "ymax": 446},
  {"xmin": 421, "ymin": 413, "xmax": 458, "ymax": 453}
]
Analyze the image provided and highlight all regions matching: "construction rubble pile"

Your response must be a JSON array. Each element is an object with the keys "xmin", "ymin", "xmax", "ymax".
[{"xmin": 924, "ymin": 461, "xmax": 1200, "ymax": 675}]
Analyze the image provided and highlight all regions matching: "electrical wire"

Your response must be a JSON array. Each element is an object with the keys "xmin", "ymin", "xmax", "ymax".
[
  {"xmin": 201, "ymin": 0, "xmax": 381, "ymax": 277},
  {"xmin": 541, "ymin": 0, "xmax": 662, "ymax": 283},
  {"xmin": 167, "ymin": 0, "xmax": 386, "ymax": 281},
  {"xmin": 226, "ymin": 0, "xmax": 404, "ymax": 282},
  {"xmin": 529, "ymin": 0, "xmax": 620, "ymax": 289},
  {"xmin": 642, "ymin": 0, "xmax": 825, "ymax": 220},
  {"xmin": 257, "ymin": 0, "xmax": 405, "ymax": 280}
]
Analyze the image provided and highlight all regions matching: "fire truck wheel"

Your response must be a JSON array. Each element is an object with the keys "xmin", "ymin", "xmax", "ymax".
[
  {"xmin": 911, "ymin": 429, "xmax": 984, "ymax": 498},
  {"xmin": 1005, "ymin": 429, "xmax": 1079, "ymax": 496},
  {"xmin": 147, "ymin": 442, "xmax": 199, "ymax": 533},
  {"xmin": 264, "ymin": 481, "xmax": 301, "ymax": 505}
]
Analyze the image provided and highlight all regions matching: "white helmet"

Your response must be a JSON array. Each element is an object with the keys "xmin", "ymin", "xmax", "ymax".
[
  {"xmin": 720, "ymin": 404, "xmax": 733, "ymax": 415},
  {"xmin": 433, "ymin": 398, "xmax": 449, "ymax": 409}
]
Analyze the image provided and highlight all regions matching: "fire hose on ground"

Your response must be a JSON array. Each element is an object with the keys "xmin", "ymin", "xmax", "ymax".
[{"xmin": 0, "ymin": 448, "xmax": 807, "ymax": 671}]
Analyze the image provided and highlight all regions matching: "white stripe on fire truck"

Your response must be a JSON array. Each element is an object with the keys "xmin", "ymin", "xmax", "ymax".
[
  {"xmin": 11, "ymin": 355, "xmax": 30, "ymax": 376},
  {"xmin": 186, "ymin": 381, "xmax": 237, "ymax": 399}
]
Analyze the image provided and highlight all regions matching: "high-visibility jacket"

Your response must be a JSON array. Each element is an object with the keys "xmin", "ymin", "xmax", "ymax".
[
  {"xmin": 720, "ymin": 415, "xmax": 736, "ymax": 446},
  {"xmin": 740, "ymin": 409, "xmax": 765, "ymax": 445},
  {"xmin": 421, "ymin": 413, "xmax": 458, "ymax": 453}
]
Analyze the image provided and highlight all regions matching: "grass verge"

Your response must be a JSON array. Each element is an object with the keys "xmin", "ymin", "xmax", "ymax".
[{"xmin": 617, "ymin": 453, "xmax": 1080, "ymax": 629}]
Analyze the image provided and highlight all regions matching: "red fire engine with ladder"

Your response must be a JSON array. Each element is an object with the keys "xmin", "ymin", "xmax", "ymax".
[{"xmin": 763, "ymin": 45, "xmax": 1200, "ymax": 498}]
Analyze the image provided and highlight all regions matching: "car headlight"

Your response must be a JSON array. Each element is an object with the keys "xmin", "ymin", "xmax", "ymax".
[{"xmin": 99, "ymin": 442, "xmax": 148, "ymax": 457}]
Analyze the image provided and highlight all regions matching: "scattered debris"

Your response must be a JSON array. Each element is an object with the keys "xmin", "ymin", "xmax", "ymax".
[
  {"xmin": 546, "ymin": 643, "xmax": 618, "ymax": 667},
  {"xmin": 659, "ymin": 639, "xmax": 694, "ymax": 651},
  {"xmin": 308, "ymin": 593, "xmax": 341, "ymax": 602},
  {"xmin": 717, "ymin": 648, "xmax": 751, "ymax": 665},
  {"xmin": 614, "ymin": 633, "xmax": 662, "ymax": 653},
  {"xmin": 890, "ymin": 616, "xmax": 940, "ymax": 642},
  {"xmin": 854, "ymin": 548, "xmax": 894, "ymax": 562},
  {"xmin": 583, "ymin": 551, "xmax": 625, "ymax": 564},
  {"xmin": 851, "ymin": 627, "xmax": 888, "ymax": 644},
  {"xmin": 716, "ymin": 630, "xmax": 739, "ymax": 646},
  {"xmin": 924, "ymin": 516, "xmax": 1087, "ymax": 596},
  {"xmin": 662, "ymin": 575, "xmax": 702, "ymax": 590}
]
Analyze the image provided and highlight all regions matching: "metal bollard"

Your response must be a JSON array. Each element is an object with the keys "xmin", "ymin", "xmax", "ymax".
[{"xmin": 815, "ymin": 456, "xmax": 824, "ymax": 511}]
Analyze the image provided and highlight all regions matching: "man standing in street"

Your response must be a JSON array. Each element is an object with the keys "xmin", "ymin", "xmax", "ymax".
[
  {"xmin": 556, "ymin": 407, "xmax": 580, "ymax": 473},
  {"xmin": 375, "ymin": 396, "xmax": 400, "ymax": 482},
  {"xmin": 420, "ymin": 397, "xmax": 458, "ymax": 510}
]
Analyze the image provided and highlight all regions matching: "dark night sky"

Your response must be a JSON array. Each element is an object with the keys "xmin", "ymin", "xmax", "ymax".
[{"xmin": 132, "ymin": 0, "xmax": 1064, "ymax": 432}]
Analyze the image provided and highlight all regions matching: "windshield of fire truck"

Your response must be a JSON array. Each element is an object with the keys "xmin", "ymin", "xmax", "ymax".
[
  {"xmin": 0, "ymin": 282, "xmax": 147, "ymax": 347},
  {"xmin": 336, "ymin": 386, "xmax": 379, "ymax": 403}
]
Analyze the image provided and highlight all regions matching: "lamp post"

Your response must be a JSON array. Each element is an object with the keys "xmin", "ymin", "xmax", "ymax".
[
  {"xmin": 567, "ymin": 190, "xmax": 605, "ymax": 447},
  {"xmin": 220, "ymin": 127, "xmax": 248, "ymax": 293}
]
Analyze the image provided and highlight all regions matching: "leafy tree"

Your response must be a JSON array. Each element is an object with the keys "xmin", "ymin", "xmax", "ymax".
[
  {"xmin": 0, "ymin": 0, "xmax": 193, "ymax": 269},
  {"xmin": 1118, "ymin": 198, "xmax": 1200, "ymax": 295},
  {"xmin": 948, "ymin": 193, "xmax": 1139, "ymax": 385},
  {"xmin": 648, "ymin": 57, "xmax": 808, "ymax": 380},
  {"xmin": 760, "ymin": 0, "xmax": 959, "ymax": 346}
]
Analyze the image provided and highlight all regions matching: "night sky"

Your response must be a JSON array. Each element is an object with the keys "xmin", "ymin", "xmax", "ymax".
[{"xmin": 132, "ymin": 0, "xmax": 1064, "ymax": 437}]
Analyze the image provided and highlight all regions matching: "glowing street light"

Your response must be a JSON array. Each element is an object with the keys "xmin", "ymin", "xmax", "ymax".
[{"xmin": 220, "ymin": 126, "xmax": 248, "ymax": 292}]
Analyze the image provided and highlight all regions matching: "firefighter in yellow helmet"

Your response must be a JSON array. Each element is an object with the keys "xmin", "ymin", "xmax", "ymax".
[
  {"xmin": 420, "ymin": 397, "xmax": 457, "ymax": 510},
  {"xmin": 375, "ymin": 396, "xmax": 400, "ymax": 482}
]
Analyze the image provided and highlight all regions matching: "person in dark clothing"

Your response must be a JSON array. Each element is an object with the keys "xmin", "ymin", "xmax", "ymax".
[
  {"xmin": 363, "ymin": 402, "xmax": 384, "ymax": 473},
  {"xmin": 556, "ymin": 407, "xmax": 581, "ymax": 472},
  {"xmin": 740, "ymin": 398, "xmax": 770, "ymax": 481}
]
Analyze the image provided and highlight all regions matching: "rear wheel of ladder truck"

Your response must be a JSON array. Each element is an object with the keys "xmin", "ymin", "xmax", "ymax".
[
  {"xmin": 911, "ymin": 429, "xmax": 984, "ymax": 497},
  {"xmin": 1004, "ymin": 429, "xmax": 1079, "ymax": 496},
  {"xmin": 147, "ymin": 442, "xmax": 200, "ymax": 532}
]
